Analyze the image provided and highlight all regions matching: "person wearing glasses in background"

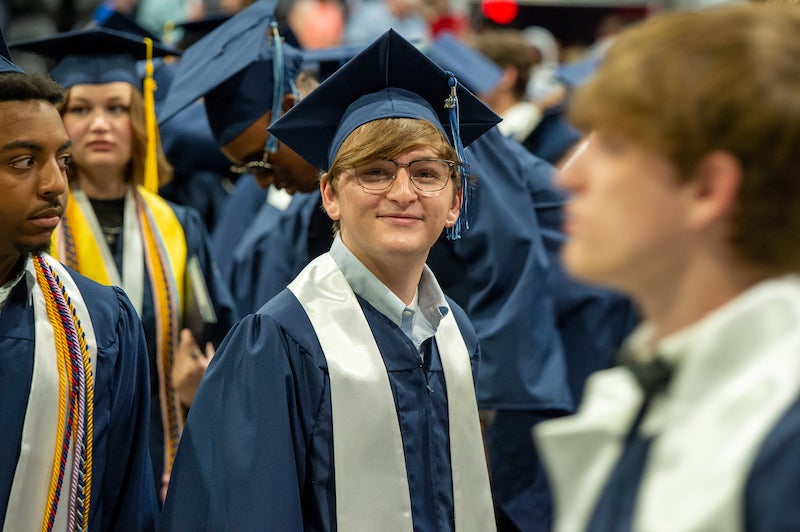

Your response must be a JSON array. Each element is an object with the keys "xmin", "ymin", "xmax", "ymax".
[
  {"xmin": 158, "ymin": 0, "xmax": 325, "ymax": 319},
  {"xmin": 161, "ymin": 30, "xmax": 498, "ymax": 530}
]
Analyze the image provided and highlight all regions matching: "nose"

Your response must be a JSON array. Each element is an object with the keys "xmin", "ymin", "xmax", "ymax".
[
  {"xmin": 88, "ymin": 110, "xmax": 111, "ymax": 130},
  {"xmin": 39, "ymin": 157, "xmax": 68, "ymax": 199},
  {"xmin": 385, "ymin": 165, "xmax": 417, "ymax": 202},
  {"xmin": 556, "ymin": 137, "xmax": 590, "ymax": 191}
]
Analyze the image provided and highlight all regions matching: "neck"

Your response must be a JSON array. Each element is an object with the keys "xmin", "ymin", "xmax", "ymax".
[
  {"xmin": 361, "ymin": 254, "xmax": 425, "ymax": 305},
  {"xmin": 0, "ymin": 252, "xmax": 25, "ymax": 286},
  {"xmin": 635, "ymin": 257, "xmax": 765, "ymax": 345},
  {"xmin": 76, "ymin": 167, "xmax": 128, "ymax": 200},
  {"xmin": 490, "ymin": 93, "xmax": 522, "ymax": 116}
]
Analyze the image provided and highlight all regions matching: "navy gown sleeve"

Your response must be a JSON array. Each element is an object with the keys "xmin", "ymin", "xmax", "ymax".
[
  {"xmin": 744, "ymin": 394, "xmax": 800, "ymax": 531},
  {"xmin": 160, "ymin": 310, "xmax": 325, "ymax": 531},
  {"xmin": 78, "ymin": 281, "xmax": 158, "ymax": 531},
  {"xmin": 172, "ymin": 202, "xmax": 239, "ymax": 346},
  {"xmin": 210, "ymin": 176, "xmax": 268, "ymax": 281}
]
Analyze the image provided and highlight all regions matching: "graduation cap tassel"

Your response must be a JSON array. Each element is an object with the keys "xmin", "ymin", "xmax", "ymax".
[
  {"xmin": 142, "ymin": 37, "xmax": 159, "ymax": 194},
  {"xmin": 444, "ymin": 73, "xmax": 470, "ymax": 240},
  {"xmin": 265, "ymin": 21, "xmax": 284, "ymax": 154}
]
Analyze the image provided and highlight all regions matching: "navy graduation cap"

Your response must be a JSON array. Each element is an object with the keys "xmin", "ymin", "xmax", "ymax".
[
  {"xmin": 0, "ymin": 28, "xmax": 23, "ymax": 74},
  {"xmin": 94, "ymin": 9, "xmax": 161, "ymax": 42},
  {"xmin": 9, "ymin": 27, "xmax": 180, "ymax": 88},
  {"xmin": 301, "ymin": 43, "xmax": 365, "ymax": 82},
  {"xmin": 268, "ymin": 29, "xmax": 500, "ymax": 239},
  {"xmin": 425, "ymin": 32, "xmax": 503, "ymax": 96},
  {"xmin": 169, "ymin": 14, "xmax": 231, "ymax": 50},
  {"xmin": 557, "ymin": 55, "xmax": 602, "ymax": 89},
  {"xmin": 157, "ymin": 0, "xmax": 304, "ymax": 147}
]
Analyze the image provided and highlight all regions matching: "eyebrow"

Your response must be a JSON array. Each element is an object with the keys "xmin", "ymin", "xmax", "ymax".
[
  {"xmin": 68, "ymin": 96, "xmax": 128, "ymax": 104},
  {"xmin": 1, "ymin": 139, "xmax": 73, "ymax": 153}
]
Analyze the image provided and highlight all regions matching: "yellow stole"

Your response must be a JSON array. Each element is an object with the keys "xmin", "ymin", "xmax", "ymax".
[{"xmin": 52, "ymin": 185, "xmax": 188, "ymax": 474}]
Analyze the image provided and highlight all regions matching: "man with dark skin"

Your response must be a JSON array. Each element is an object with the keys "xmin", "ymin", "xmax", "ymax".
[{"xmin": 0, "ymin": 33, "xmax": 156, "ymax": 530}]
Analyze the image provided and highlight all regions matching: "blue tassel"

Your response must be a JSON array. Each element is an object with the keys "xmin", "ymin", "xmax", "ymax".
[
  {"xmin": 444, "ymin": 73, "xmax": 470, "ymax": 240},
  {"xmin": 265, "ymin": 21, "xmax": 284, "ymax": 154}
]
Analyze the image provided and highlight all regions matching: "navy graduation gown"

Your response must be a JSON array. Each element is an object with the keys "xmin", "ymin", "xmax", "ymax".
[
  {"xmin": 745, "ymin": 393, "xmax": 800, "ymax": 530},
  {"xmin": 161, "ymin": 288, "xmax": 480, "ymax": 531},
  {"xmin": 521, "ymin": 104, "xmax": 582, "ymax": 165},
  {"xmin": 223, "ymin": 191, "xmax": 321, "ymax": 317},
  {"xmin": 210, "ymin": 175, "xmax": 268, "ymax": 283},
  {"xmin": 204, "ymin": 128, "xmax": 636, "ymax": 531},
  {"xmin": 0, "ymin": 269, "xmax": 157, "ymax": 530}
]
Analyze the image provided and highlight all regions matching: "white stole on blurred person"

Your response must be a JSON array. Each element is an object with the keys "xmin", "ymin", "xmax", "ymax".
[{"xmin": 536, "ymin": 275, "xmax": 800, "ymax": 532}]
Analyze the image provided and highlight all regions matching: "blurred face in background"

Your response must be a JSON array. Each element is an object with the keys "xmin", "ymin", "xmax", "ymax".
[
  {"xmin": 61, "ymin": 82, "xmax": 132, "ymax": 180},
  {"xmin": 556, "ymin": 132, "xmax": 695, "ymax": 295}
]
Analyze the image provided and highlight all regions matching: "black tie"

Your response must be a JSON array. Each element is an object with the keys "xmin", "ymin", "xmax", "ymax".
[{"xmin": 586, "ymin": 352, "xmax": 673, "ymax": 532}]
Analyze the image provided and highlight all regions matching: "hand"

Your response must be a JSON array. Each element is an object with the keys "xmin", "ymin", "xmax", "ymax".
[{"xmin": 171, "ymin": 328, "xmax": 215, "ymax": 407}]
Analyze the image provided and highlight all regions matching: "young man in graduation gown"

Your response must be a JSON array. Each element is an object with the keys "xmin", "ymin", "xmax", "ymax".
[
  {"xmin": 534, "ymin": 4, "xmax": 800, "ymax": 531},
  {"xmin": 161, "ymin": 30, "xmax": 497, "ymax": 530},
  {"xmin": 0, "ymin": 36, "xmax": 157, "ymax": 531}
]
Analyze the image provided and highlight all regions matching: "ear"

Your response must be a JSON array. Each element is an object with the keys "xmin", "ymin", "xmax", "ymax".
[
  {"xmin": 282, "ymin": 93, "xmax": 299, "ymax": 114},
  {"xmin": 686, "ymin": 150, "xmax": 742, "ymax": 231},
  {"xmin": 499, "ymin": 65, "xmax": 518, "ymax": 91},
  {"xmin": 444, "ymin": 187, "xmax": 462, "ymax": 228},
  {"xmin": 320, "ymin": 175, "xmax": 341, "ymax": 221}
]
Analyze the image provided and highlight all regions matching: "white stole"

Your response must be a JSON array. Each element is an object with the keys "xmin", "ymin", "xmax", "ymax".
[
  {"xmin": 72, "ymin": 188, "xmax": 144, "ymax": 315},
  {"xmin": 536, "ymin": 275, "xmax": 800, "ymax": 532},
  {"xmin": 3, "ymin": 254, "xmax": 98, "ymax": 532},
  {"xmin": 288, "ymin": 253, "xmax": 494, "ymax": 531}
]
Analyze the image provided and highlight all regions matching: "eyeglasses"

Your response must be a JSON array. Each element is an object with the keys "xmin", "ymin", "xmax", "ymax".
[
  {"xmin": 229, "ymin": 150, "xmax": 273, "ymax": 177},
  {"xmin": 353, "ymin": 159, "xmax": 456, "ymax": 193}
]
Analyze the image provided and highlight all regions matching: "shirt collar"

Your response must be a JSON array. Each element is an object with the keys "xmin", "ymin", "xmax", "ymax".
[
  {"xmin": 0, "ymin": 255, "xmax": 36, "ymax": 311},
  {"xmin": 329, "ymin": 235, "xmax": 449, "ymax": 347}
]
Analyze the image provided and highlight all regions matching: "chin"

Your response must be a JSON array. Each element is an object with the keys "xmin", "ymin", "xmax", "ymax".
[{"xmin": 16, "ymin": 239, "xmax": 53, "ymax": 257}]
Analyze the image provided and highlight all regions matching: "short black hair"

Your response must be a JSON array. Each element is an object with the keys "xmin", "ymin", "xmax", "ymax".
[{"xmin": 0, "ymin": 72, "xmax": 64, "ymax": 105}]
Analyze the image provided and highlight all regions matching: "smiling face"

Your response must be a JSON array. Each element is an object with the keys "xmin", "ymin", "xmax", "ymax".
[
  {"xmin": 61, "ymin": 82, "xmax": 132, "ymax": 182},
  {"xmin": 322, "ymin": 144, "xmax": 460, "ymax": 273},
  {"xmin": 0, "ymin": 99, "xmax": 71, "ymax": 264}
]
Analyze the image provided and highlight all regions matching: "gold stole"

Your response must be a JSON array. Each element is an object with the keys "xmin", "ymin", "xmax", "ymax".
[{"xmin": 53, "ymin": 185, "xmax": 188, "ymax": 474}]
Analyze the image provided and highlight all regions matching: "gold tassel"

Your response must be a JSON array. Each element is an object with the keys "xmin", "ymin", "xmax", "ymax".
[{"xmin": 142, "ymin": 37, "xmax": 159, "ymax": 194}]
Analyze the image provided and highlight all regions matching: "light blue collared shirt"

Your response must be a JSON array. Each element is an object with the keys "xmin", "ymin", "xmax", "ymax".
[{"xmin": 329, "ymin": 235, "xmax": 449, "ymax": 357}]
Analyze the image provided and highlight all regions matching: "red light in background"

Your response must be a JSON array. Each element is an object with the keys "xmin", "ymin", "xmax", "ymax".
[{"xmin": 481, "ymin": 0, "xmax": 519, "ymax": 24}]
